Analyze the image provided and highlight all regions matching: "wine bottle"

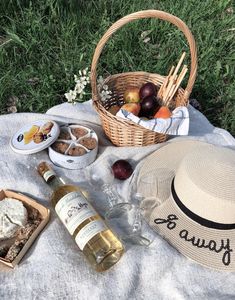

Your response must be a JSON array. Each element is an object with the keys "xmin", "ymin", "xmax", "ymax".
[{"xmin": 37, "ymin": 162, "xmax": 124, "ymax": 272}]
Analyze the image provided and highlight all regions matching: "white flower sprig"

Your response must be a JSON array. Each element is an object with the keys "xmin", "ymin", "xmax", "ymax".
[
  {"xmin": 65, "ymin": 70, "xmax": 112, "ymax": 104},
  {"xmin": 65, "ymin": 68, "xmax": 90, "ymax": 104},
  {"xmin": 97, "ymin": 76, "xmax": 112, "ymax": 103}
]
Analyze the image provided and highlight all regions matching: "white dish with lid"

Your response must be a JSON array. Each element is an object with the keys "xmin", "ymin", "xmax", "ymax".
[
  {"xmin": 48, "ymin": 124, "xmax": 98, "ymax": 170},
  {"xmin": 10, "ymin": 120, "xmax": 98, "ymax": 169},
  {"xmin": 10, "ymin": 120, "xmax": 60, "ymax": 154}
]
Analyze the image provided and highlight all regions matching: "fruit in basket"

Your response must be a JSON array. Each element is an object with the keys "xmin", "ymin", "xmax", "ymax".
[
  {"xmin": 108, "ymin": 105, "xmax": 121, "ymax": 115},
  {"xmin": 112, "ymin": 160, "xmax": 133, "ymax": 180},
  {"xmin": 140, "ymin": 96, "xmax": 159, "ymax": 118},
  {"xmin": 121, "ymin": 103, "xmax": 140, "ymax": 116},
  {"xmin": 139, "ymin": 82, "xmax": 156, "ymax": 100},
  {"xmin": 154, "ymin": 106, "xmax": 172, "ymax": 119},
  {"xmin": 123, "ymin": 87, "xmax": 140, "ymax": 103}
]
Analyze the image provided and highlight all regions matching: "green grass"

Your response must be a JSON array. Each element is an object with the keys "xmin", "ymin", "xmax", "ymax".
[{"xmin": 0, "ymin": 0, "xmax": 234, "ymax": 135}]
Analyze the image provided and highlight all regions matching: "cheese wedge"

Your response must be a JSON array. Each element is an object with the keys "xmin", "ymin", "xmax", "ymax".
[{"xmin": 0, "ymin": 198, "xmax": 28, "ymax": 240}]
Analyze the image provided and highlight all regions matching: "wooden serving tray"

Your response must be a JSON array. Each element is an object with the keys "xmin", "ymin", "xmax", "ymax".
[{"xmin": 0, "ymin": 189, "xmax": 50, "ymax": 268}]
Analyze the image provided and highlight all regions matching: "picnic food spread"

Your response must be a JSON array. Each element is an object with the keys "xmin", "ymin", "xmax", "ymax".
[
  {"xmin": 5, "ymin": 9, "xmax": 235, "ymax": 275},
  {"xmin": 7, "ymin": 119, "xmax": 103, "ymax": 269},
  {"xmin": 4, "ymin": 9, "xmax": 196, "ymax": 272},
  {"xmin": 8, "ymin": 115, "xmax": 137, "ymax": 270}
]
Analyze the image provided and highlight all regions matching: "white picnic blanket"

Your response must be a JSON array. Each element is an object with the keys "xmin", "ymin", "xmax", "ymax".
[{"xmin": 0, "ymin": 100, "xmax": 235, "ymax": 300}]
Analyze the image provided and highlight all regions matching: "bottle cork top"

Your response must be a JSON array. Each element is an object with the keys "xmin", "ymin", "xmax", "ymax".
[{"xmin": 37, "ymin": 162, "xmax": 56, "ymax": 182}]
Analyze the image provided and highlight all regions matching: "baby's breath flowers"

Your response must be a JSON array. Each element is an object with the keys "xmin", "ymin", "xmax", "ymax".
[
  {"xmin": 97, "ymin": 76, "xmax": 112, "ymax": 103},
  {"xmin": 64, "ymin": 89, "xmax": 77, "ymax": 103},
  {"xmin": 100, "ymin": 86, "xmax": 112, "ymax": 102},
  {"xmin": 65, "ymin": 68, "xmax": 90, "ymax": 104},
  {"xmin": 65, "ymin": 71, "xmax": 112, "ymax": 104}
]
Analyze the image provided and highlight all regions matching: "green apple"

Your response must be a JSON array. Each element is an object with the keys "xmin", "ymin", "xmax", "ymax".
[{"xmin": 123, "ymin": 87, "xmax": 140, "ymax": 103}]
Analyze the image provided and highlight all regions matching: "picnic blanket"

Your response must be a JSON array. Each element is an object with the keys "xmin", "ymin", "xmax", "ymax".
[{"xmin": 0, "ymin": 100, "xmax": 235, "ymax": 300}]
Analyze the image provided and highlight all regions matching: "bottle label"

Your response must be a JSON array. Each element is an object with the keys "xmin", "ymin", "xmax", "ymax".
[
  {"xmin": 75, "ymin": 220, "xmax": 107, "ymax": 250},
  {"xmin": 55, "ymin": 191, "xmax": 97, "ymax": 235},
  {"xmin": 43, "ymin": 170, "xmax": 55, "ymax": 182}
]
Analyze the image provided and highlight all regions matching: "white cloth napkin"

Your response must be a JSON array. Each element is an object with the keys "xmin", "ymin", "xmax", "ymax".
[
  {"xmin": 0, "ymin": 101, "xmax": 235, "ymax": 300},
  {"xmin": 116, "ymin": 106, "xmax": 189, "ymax": 135}
]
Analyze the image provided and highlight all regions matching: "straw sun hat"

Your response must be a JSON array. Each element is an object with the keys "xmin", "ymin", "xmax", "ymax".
[{"xmin": 137, "ymin": 140, "xmax": 235, "ymax": 271}]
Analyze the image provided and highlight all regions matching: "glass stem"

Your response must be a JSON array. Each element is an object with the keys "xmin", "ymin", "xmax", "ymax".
[{"xmin": 101, "ymin": 184, "xmax": 118, "ymax": 208}]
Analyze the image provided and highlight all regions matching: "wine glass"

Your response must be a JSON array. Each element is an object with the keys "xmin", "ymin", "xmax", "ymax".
[
  {"xmin": 85, "ymin": 156, "xmax": 151, "ymax": 246},
  {"xmin": 135, "ymin": 168, "xmax": 175, "ymax": 222}
]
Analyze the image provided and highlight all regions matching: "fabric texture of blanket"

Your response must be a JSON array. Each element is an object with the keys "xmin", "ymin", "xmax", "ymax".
[{"xmin": 0, "ymin": 101, "xmax": 235, "ymax": 300}]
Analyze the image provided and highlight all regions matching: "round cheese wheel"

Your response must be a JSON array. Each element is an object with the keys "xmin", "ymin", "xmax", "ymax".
[{"xmin": 0, "ymin": 198, "xmax": 28, "ymax": 240}]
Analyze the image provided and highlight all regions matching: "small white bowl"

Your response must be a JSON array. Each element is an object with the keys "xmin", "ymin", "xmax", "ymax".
[{"xmin": 48, "ymin": 124, "xmax": 98, "ymax": 170}]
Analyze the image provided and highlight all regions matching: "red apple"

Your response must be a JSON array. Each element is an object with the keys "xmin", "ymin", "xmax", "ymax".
[{"xmin": 121, "ymin": 103, "xmax": 141, "ymax": 116}]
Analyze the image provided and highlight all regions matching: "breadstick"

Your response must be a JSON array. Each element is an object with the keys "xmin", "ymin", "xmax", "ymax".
[
  {"xmin": 172, "ymin": 52, "xmax": 186, "ymax": 79},
  {"xmin": 158, "ymin": 66, "xmax": 175, "ymax": 98},
  {"xmin": 172, "ymin": 66, "xmax": 188, "ymax": 95}
]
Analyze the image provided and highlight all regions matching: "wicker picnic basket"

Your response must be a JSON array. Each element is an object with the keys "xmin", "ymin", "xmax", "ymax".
[{"xmin": 91, "ymin": 10, "xmax": 197, "ymax": 147}]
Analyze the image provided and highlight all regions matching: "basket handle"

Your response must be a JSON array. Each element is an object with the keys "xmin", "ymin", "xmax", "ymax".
[{"xmin": 91, "ymin": 10, "xmax": 197, "ymax": 102}]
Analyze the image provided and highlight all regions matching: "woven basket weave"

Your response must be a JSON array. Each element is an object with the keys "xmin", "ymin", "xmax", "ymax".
[{"xmin": 91, "ymin": 10, "xmax": 197, "ymax": 147}]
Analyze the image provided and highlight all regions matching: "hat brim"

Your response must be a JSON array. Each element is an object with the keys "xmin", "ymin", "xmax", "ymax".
[{"xmin": 137, "ymin": 140, "xmax": 235, "ymax": 271}]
